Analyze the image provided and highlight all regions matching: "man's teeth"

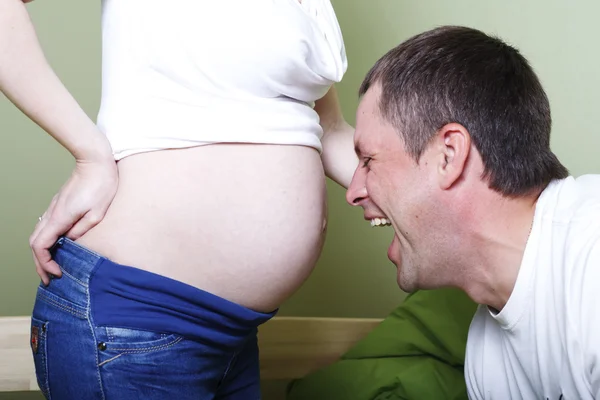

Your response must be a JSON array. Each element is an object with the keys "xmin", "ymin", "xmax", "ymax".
[{"xmin": 370, "ymin": 218, "xmax": 391, "ymax": 227}]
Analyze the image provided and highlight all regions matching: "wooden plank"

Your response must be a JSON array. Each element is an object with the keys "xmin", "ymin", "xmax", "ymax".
[
  {"xmin": 0, "ymin": 315, "xmax": 381, "ymax": 392},
  {"xmin": 258, "ymin": 316, "xmax": 382, "ymax": 380},
  {"xmin": 0, "ymin": 316, "xmax": 38, "ymax": 392}
]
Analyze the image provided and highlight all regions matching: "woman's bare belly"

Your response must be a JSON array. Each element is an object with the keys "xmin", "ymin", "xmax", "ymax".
[{"xmin": 76, "ymin": 143, "xmax": 328, "ymax": 312}]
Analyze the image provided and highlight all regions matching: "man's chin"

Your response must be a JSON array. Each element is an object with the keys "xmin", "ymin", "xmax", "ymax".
[
  {"xmin": 397, "ymin": 282, "xmax": 416, "ymax": 293},
  {"xmin": 396, "ymin": 272, "xmax": 418, "ymax": 293}
]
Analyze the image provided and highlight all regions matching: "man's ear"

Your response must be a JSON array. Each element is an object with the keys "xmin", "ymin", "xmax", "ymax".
[{"xmin": 435, "ymin": 123, "xmax": 471, "ymax": 190}]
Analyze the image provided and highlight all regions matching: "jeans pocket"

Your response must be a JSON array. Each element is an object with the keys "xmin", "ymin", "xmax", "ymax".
[
  {"xmin": 30, "ymin": 317, "xmax": 51, "ymax": 399},
  {"xmin": 95, "ymin": 326, "xmax": 183, "ymax": 367},
  {"xmin": 35, "ymin": 285, "xmax": 87, "ymax": 320}
]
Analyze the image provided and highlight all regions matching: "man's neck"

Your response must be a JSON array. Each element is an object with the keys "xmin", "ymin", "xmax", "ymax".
[{"xmin": 458, "ymin": 192, "xmax": 540, "ymax": 312}]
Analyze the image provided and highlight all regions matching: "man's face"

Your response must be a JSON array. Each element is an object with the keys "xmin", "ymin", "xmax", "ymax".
[{"xmin": 346, "ymin": 86, "xmax": 436, "ymax": 292}]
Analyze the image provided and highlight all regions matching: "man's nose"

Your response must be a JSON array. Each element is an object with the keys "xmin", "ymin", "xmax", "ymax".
[{"xmin": 346, "ymin": 171, "xmax": 368, "ymax": 206}]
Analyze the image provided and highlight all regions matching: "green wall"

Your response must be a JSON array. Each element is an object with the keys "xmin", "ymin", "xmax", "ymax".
[{"xmin": 2, "ymin": 0, "xmax": 600, "ymax": 399}]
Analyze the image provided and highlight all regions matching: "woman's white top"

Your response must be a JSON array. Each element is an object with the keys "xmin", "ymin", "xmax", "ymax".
[{"xmin": 96, "ymin": 0, "xmax": 348, "ymax": 160}]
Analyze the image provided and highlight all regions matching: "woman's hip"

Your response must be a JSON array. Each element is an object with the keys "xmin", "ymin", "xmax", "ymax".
[{"xmin": 30, "ymin": 237, "xmax": 273, "ymax": 398}]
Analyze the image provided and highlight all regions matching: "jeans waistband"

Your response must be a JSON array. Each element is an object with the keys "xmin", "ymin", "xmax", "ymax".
[
  {"xmin": 50, "ymin": 237, "xmax": 102, "ymax": 285},
  {"xmin": 50, "ymin": 237, "xmax": 276, "ymax": 349}
]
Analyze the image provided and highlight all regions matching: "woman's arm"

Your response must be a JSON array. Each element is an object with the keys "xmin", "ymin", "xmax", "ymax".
[
  {"xmin": 316, "ymin": 85, "xmax": 358, "ymax": 189},
  {"xmin": 0, "ymin": 0, "xmax": 111, "ymax": 161},
  {"xmin": 1, "ymin": 0, "xmax": 118, "ymax": 285}
]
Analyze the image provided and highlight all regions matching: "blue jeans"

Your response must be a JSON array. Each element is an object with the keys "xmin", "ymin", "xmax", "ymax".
[{"xmin": 30, "ymin": 237, "xmax": 276, "ymax": 399}]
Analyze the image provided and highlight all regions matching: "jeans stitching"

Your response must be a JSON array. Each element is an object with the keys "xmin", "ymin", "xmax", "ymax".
[
  {"xmin": 41, "ymin": 324, "xmax": 51, "ymax": 399},
  {"xmin": 108, "ymin": 336, "xmax": 183, "ymax": 353},
  {"xmin": 60, "ymin": 237, "xmax": 103, "ymax": 259},
  {"xmin": 86, "ymin": 262, "xmax": 106, "ymax": 400},
  {"xmin": 38, "ymin": 292, "xmax": 87, "ymax": 319},
  {"xmin": 97, "ymin": 354, "xmax": 122, "ymax": 368},
  {"xmin": 97, "ymin": 337, "xmax": 184, "ymax": 368},
  {"xmin": 58, "ymin": 268, "xmax": 87, "ymax": 288}
]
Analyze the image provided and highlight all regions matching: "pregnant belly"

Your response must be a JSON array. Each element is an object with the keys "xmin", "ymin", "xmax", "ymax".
[{"xmin": 76, "ymin": 143, "xmax": 328, "ymax": 312}]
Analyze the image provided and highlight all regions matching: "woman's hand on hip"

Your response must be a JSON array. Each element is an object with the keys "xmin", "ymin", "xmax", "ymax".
[{"xmin": 30, "ymin": 158, "xmax": 118, "ymax": 285}]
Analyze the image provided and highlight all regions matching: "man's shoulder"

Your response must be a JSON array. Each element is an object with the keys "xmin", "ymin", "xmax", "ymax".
[
  {"xmin": 556, "ymin": 174, "xmax": 600, "ymax": 198},
  {"xmin": 544, "ymin": 175, "xmax": 600, "ymax": 308},
  {"xmin": 541, "ymin": 175, "xmax": 600, "ymax": 277},
  {"xmin": 539, "ymin": 175, "xmax": 600, "ymax": 224},
  {"xmin": 571, "ymin": 174, "xmax": 600, "ymax": 201}
]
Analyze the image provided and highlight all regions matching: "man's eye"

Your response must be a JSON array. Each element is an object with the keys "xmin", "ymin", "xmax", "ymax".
[{"xmin": 362, "ymin": 157, "xmax": 372, "ymax": 168}]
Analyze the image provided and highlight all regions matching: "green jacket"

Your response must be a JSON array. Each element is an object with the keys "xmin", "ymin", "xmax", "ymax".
[{"xmin": 286, "ymin": 288, "xmax": 478, "ymax": 400}]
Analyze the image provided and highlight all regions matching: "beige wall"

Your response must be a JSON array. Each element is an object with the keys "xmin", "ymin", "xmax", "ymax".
[{"xmin": 2, "ymin": 0, "xmax": 600, "ymax": 399}]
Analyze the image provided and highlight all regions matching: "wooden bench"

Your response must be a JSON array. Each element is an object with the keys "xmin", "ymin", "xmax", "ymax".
[{"xmin": 0, "ymin": 316, "xmax": 381, "ymax": 392}]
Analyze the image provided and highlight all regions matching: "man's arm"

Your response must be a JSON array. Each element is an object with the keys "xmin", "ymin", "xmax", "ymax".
[{"xmin": 315, "ymin": 86, "xmax": 358, "ymax": 189}]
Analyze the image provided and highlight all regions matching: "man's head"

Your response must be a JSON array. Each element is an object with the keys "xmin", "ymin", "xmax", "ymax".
[{"xmin": 347, "ymin": 25, "xmax": 568, "ymax": 291}]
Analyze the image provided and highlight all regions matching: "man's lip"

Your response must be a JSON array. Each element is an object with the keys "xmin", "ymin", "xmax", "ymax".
[{"xmin": 364, "ymin": 214, "xmax": 387, "ymax": 220}]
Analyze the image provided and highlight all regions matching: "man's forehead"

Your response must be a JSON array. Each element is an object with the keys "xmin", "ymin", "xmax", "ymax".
[
  {"xmin": 354, "ymin": 86, "xmax": 385, "ymax": 152},
  {"xmin": 357, "ymin": 85, "xmax": 381, "ymax": 116}
]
